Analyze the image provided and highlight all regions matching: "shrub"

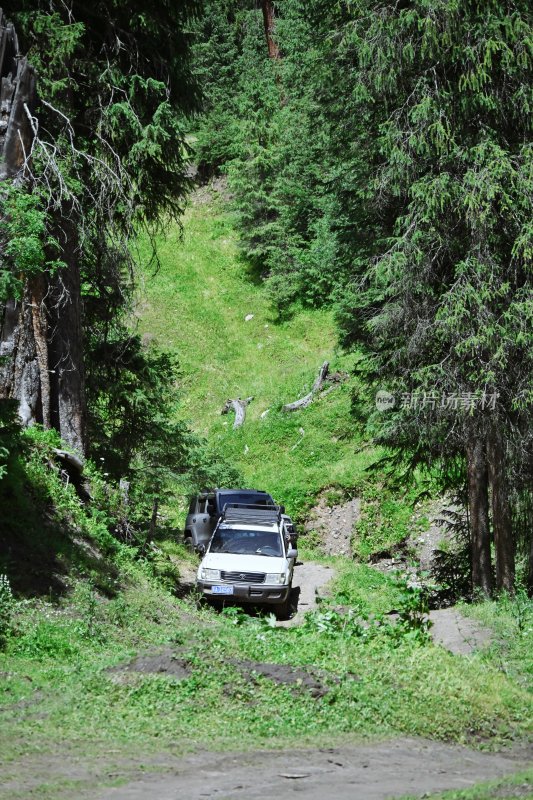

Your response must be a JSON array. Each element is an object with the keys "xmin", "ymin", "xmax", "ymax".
[{"xmin": 0, "ymin": 574, "xmax": 14, "ymax": 648}]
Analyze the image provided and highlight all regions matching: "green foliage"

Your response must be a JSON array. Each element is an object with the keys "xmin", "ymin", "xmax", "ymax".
[
  {"xmin": 86, "ymin": 334, "xmax": 186, "ymax": 477},
  {"xmin": 303, "ymin": 580, "xmax": 431, "ymax": 646},
  {"xmin": 0, "ymin": 187, "xmax": 62, "ymax": 302},
  {"xmin": 335, "ymin": 0, "xmax": 533, "ymax": 495},
  {"xmin": 0, "ymin": 574, "xmax": 14, "ymax": 648},
  {"xmin": 398, "ymin": 768, "xmax": 533, "ymax": 800},
  {"xmin": 0, "ymin": 401, "xmax": 23, "ymax": 482},
  {"xmin": 192, "ymin": 1, "xmax": 533, "ymax": 554},
  {"xmin": 192, "ymin": 0, "xmax": 358, "ymax": 308},
  {"xmin": 464, "ymin": 589, "xmax": 533, "ymax": 689},
  {"xmin": 4, "ymin": 1, "xmax": 202, "ymax": 531},
  {"xmin": 332, "ymin": 563, "xmax": 408, "ymax": 616}
]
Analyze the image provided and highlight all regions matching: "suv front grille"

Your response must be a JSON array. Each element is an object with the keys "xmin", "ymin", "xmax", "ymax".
[{"xmin": 221, "ymin": 571, "xmax": 265, "ymax": 584}]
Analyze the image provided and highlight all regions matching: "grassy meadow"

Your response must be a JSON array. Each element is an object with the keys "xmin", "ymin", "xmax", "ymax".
[{"xmin": 137, "ymin": 191, "xmax": 370, "ymax": 517}]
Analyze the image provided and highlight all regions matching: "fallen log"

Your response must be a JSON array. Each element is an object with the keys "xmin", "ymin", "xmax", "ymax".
[
  {"xmin": 221, "ymin": 396, "xmax": 254, "ymax": 428},
  {"xmin": 282, "ymin": 362, "xmax": 329, "ymax": 412},
  {"xmin": 52, "ymin": 448, "xmax": 92, "ymax": 501}
]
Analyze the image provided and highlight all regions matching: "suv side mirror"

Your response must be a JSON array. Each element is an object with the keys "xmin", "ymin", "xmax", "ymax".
[
  {"xmin": 279, "ymin": 505, "xmax": 285, "ymax": 514},
  {"xmin": 286, "ymin": 547, "xmax": 297, "ymax": 560},
  {"xmin": 196, "ymin": 543, "xmax": 206, "ymax": 556}
]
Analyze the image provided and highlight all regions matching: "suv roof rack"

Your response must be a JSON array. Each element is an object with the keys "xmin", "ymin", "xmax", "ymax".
[
  {"xmin": 221, "ymin": 503, "xmax": 282, "ymax": 525},
  {"xmin": 217, "ymin": 488, "xmax": 271, "ymax": 495}
]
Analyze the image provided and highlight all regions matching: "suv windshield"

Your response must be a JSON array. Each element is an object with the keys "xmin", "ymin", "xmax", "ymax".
[{"xmin": 209, "ymin": 528, "xmax": 283, "ymax": 557}]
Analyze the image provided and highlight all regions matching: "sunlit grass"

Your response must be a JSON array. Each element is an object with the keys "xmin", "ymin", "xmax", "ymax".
[{"xmin": 137, "ymin": 192, "xmax": 370, "ymax": 518}]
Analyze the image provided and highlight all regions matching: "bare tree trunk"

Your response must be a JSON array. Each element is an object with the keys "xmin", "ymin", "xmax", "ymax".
[
  {"xmin": 0, "ymin": 16, "xmax": 37, "ymax": 182},
  {"xmin": 466, "ymin": 434, "xmax": 493, "ymax": 597},
  {"xmin": 0, "ymin": 290, "xmax": 42, "ymax": 425},
  {"xmin": 47, "ymin": 212, "xmax": 86, "ymax": 455},
  {"xmin": 29, "ymin": 272, "xmax": 51, "ymax": 428},
  {"xmin": 221, "ymin": 396, "xmax": 254, "ymax": 428},
  {"xmin": 0, "ymin": 12, "xmax": 41, "ymax": 423},
  {"xmin": 528, "ymin": 532, "xmax": 533, "ymax": 599},
  {"xmin": 149, "ymin": 497, "xmax": 159, "ymax": 540},
  {"xmin": 261, "ymin": 0, "xmax": 280, "ymax": 59},
  {"xmin": 487, "ymin": 426, "xmax": 514, "ymax": 593}
]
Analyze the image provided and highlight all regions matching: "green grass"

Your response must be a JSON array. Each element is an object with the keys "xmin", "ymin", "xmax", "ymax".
[
  {"xmin": 1, "ymin": 502, "xmax": 531, "ymax": 800},
  {"xmin": 459, "ymin": 591, "xmax": 533, "ymax": 690},
  {"xmin": 398, "ymin": 768, "xmax": 533, "ymax": 799},
  {"xmin": 1, "ymin": 565, "xmax": 531, "ymax": 771},
  {"xmin": 330, "ymin": 562, "xmax": 410, "ymax": 615},
  {"xmin": 137, "ymin": 192, "xmax": 372, "ymax": 518}
]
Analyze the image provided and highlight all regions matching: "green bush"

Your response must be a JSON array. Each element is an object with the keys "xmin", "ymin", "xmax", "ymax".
[{"xmin": 0, "ymin": 574, "xmax": 14, "ymax": 648}]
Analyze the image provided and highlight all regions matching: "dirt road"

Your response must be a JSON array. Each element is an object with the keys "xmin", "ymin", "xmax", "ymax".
[
  {"xmin": 278, "ymin": 561, "xmax": 333, "ymax": 627},
  {"xmin": 96, "ymin": 739, "xmax": 531, "ymax": 800}
]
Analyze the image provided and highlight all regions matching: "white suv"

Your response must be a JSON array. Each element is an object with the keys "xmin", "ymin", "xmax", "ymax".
[{"xmin": 196, "ymin": 505, "xmax": 297, "ymax": 619}]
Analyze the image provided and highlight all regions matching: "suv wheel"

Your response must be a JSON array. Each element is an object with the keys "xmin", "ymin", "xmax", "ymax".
[{"xmin": 274, "ymin": 595, "xmax": 291, "ymax": 621}]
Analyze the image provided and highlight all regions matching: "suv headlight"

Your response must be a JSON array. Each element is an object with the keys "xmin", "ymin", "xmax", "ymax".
[
  {"xmin": 265, "ymin": 573, "xmax": 287, "ymax": 585},
  {"xmin": 200, "ymin": 568, "xmax": 220, "ymax": 581}
]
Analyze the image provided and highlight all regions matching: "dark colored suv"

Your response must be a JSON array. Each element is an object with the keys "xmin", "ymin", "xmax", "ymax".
[{"xmin": 184, "ymin": 489, "xmax": 276, "ymax": 551}]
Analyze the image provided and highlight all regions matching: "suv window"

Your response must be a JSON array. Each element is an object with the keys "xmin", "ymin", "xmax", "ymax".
[
  {"xmin": 198, "ymin": 497, "xmax": 207, "ymax": 513},
  {"xmin": 217, "ymin": 492, "xmax": 274, "ymax": 512},
  {"xmin": 209, "ymin": 528, "xmax": 283, "ymax": 556}
]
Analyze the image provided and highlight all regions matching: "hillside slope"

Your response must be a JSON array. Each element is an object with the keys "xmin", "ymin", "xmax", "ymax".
[{"xmin": 137, "ymin": 186, "xmax": 373, "ymax": 516}]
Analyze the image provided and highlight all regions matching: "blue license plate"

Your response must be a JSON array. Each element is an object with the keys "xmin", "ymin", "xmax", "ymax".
[{"xmin": 212, "ymin": 584, "xmax": 234, "ymax": 595}]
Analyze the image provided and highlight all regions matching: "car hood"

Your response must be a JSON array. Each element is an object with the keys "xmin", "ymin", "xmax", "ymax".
[{"xmin": 199, "ymin": 552, "xmax": 287, "ymax": 574}]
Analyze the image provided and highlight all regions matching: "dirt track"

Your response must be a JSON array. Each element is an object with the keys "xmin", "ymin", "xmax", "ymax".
[
  {"xmin": 96, "ymin": 739, "xmax": 532, "ymax": 800},
  {"xmin": 277, "ymin": 561, "xmax": 333, "ymax": 627}
]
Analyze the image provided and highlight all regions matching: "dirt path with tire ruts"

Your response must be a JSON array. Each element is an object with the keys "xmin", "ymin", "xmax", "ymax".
[{"xmin": 91, "ymin": 738, "xmax": 532, "ymax": 800}]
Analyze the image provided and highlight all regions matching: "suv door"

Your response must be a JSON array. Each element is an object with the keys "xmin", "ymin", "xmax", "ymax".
[{"xmin": 185, "ymin": 494, "xmax": 216, "ymax": 550}]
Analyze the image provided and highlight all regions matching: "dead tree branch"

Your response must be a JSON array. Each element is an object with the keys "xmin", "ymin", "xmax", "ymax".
[
  {"xmin": 221, "ymin": 396, "xmax": 254, "ymax": 429},
  {"xmin": 282, "ymin": 362, "xmax": 330, "ymax": 412}
]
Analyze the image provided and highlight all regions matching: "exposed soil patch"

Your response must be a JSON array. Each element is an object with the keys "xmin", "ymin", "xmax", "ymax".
[
  {"xmin": 191, "ymin": 175, "xmax": 232, "ymax": 205},
  {"xmin": 429, "ymin": 607, "xmax": 493, "ymax": 656},
  {"xmin": 173, "ymin": 560, "xmax": 198, "ymax": 599},
  {"xmin": 408, "ymin": 500, "xmax": 454, "ymax": 572},
  {"xmin": 107, "ymin": 648, "xmax": 191, "ymax": 680},
  {"xmin": 371, "ymin": 498, "xmax": 458, "ymax": 582},
  {"xmin": 231, "ymin": 660, "xmax": 340, "ymax": 698},
  {"xmin": 305, "ymin": 496, "xmax": 360, "ymax": 556}
]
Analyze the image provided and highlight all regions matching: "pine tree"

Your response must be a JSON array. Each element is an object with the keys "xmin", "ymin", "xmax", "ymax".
[
  {"xmin": 0, "ymin": 0, "xmax": 200, "ymax": 455},
  {"xmin": 342, "ymin": 0, "xmax": 533, "ymax": 594}
]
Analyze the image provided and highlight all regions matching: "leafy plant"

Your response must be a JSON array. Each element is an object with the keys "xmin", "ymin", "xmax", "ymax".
[{"xmin": 0, "ymin": 574, "xmax": 14, "ymax": 648}]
